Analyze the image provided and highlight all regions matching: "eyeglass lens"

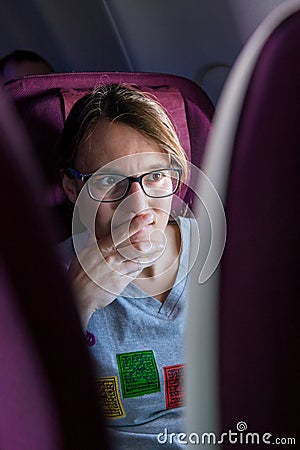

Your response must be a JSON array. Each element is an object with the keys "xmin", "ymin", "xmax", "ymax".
[{"xmin": 88, "ymin": 169, "xmax": 180, "ymax": 201}]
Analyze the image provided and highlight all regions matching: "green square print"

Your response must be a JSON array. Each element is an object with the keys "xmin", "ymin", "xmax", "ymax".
[{"xmin": 116, "ymin": 350, "xmax": 161, "ymax": 398}]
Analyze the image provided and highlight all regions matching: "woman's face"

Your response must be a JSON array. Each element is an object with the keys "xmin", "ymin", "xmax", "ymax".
[{"xmin": 65, "ymin": 120, "xmax": 175, "ymax": 241}]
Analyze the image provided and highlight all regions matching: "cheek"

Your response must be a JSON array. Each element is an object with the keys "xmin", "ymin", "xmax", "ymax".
[
  {"xmin": 95, "ymin": 204, "xmax": 115, "ymax": 239},
  {"xmin": 76, "ymin": 188, "xmax": 99, "ymax": 232},
  {"xmin": 152, "ymin": 197, "xmax": 172, "ymax": 226}
]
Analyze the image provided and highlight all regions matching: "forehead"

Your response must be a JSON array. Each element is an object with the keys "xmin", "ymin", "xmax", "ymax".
[{"xmin": 76, "ymin": 120, "xmax": 169, "ymax": 173}]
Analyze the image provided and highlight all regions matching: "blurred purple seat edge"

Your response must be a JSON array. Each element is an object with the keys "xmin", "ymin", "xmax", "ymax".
[
  {"xmin": 219, "ymin": 6, "xmax": 300, "ymax": 443},
  {"xmin": 0, "ymin": 84, "xmax": 111, "ymax": 449}
]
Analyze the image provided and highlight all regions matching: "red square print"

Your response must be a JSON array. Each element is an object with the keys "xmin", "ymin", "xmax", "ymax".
[{"xmin": 163, "ymin": 364, "xmax": 185, "ymax": 409}]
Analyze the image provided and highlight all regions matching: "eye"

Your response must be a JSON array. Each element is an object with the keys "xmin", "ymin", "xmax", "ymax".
[
  {"xmin": 92, "ymin": 174, "xmax": 123, "ymax": 188},
  {"xmin": 146, "ymin": 171, "xmax": 165, "ymax": 182},
  {"xmin": 101, "ymin": 175, "xmax": 118, "ymax": 186}
]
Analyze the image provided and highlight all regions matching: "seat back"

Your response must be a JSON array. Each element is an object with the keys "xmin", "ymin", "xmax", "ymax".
[
  {"xmin": 5, "ymin": 72, "xmax": 214, "ymax": 240},
  {"xmin": 0, "ymin": 86, "xmax": 110, "ymax": 449},
  {"xmin": 186, "ymin": 0, "xmax": 300, "ymax": 444}
]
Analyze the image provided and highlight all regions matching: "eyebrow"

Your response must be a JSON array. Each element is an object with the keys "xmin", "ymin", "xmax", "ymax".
[{"xmin": 95, "ymin": 163, "xmax": 172, "ymax": 175}]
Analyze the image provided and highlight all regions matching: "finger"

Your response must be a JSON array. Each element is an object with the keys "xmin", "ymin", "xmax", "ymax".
[
  {"xmin": 115, "ymin": 239, "xmax": 164, "ymax": 261},
  {"xmin": 117, "ymin": 260, "xmax": 144, "ymax": 277},
  {"xmin": 73, "ymin": 239, "xmax": 158, "ymax": 278},
  {"xmin": 110, "ymin": 213, "xmax": 155, "ymax": 248},
  {"xmin": 87, "ymin": 214, "xmax": 155, "ymax": 257},
  {"xmin": 96, "ymin": 214, "xmax": 154, "ymax": 256}
]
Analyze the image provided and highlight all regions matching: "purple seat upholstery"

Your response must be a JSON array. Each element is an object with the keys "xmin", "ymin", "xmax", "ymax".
[
  {"xmin": 5, "ymin": 72, "xmax": 214, "ymax": 241},
  {"xmin": 219, "ymin": 5, "xmax": 300, "ymax": 441},
  {"xmin": 186, "ymin": 1, "xmax": 300, "ymax": 445},
  {"xmin": 0, "ymin": 87, "xmax": 110, "ymax": 448}
]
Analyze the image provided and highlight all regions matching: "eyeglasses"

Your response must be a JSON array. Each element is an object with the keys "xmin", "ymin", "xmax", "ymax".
[{"xmin": 67, "ymin": 167, "xmax": 182, "ymax": 202}]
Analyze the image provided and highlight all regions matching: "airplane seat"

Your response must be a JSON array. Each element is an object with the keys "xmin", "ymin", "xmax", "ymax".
[
  {"xmin": 4, "ymin": 72, "xmax": 214, "ymax": 241},
  {"xmin": 186, "ymin": 0, "xmax": 300, "ymax": 445},
  {"xmin": 0, "ymin": 86, "xmax": 111, "ymax": 448}
]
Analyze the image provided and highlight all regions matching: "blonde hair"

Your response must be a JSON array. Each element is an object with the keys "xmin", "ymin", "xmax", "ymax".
[{"xmin": 59, "ymin": 83, "xmax": 188, "ymax": 182}]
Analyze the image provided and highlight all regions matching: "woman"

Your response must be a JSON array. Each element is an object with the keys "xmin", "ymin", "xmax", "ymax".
[{"xmin": 58, "ymin": 83, "xmax": 194, "ymax": 449}]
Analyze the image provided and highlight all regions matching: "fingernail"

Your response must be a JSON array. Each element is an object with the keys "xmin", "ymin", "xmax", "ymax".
[{"xmin": 143, "ymin": 214, "xmax": 154, "ymax": 224}]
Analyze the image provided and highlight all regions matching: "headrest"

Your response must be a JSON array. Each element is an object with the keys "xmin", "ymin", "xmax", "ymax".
[
  {"xmin": 6, "ymin": 72, "xmax": 213, "ymax": 179},
  {"xmin": 6, "ymin": 72, "xmax": 213, "ymax": 238}
]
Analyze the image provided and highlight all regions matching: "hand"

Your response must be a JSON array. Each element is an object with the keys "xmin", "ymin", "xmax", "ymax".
[{"xmin": 68, "ymin": 213, "xmax": 164, "ymax": 329}]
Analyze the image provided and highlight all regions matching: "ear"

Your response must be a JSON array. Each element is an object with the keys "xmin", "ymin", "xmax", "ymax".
[{"xmin": 62, "ymin": 174, "xmax": 78, "ymax": 204}]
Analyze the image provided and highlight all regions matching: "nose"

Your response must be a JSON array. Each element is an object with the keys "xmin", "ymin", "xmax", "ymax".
[{"xmin": 123, "ymin": 180, "xmax": 147, "ymax": 213}]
